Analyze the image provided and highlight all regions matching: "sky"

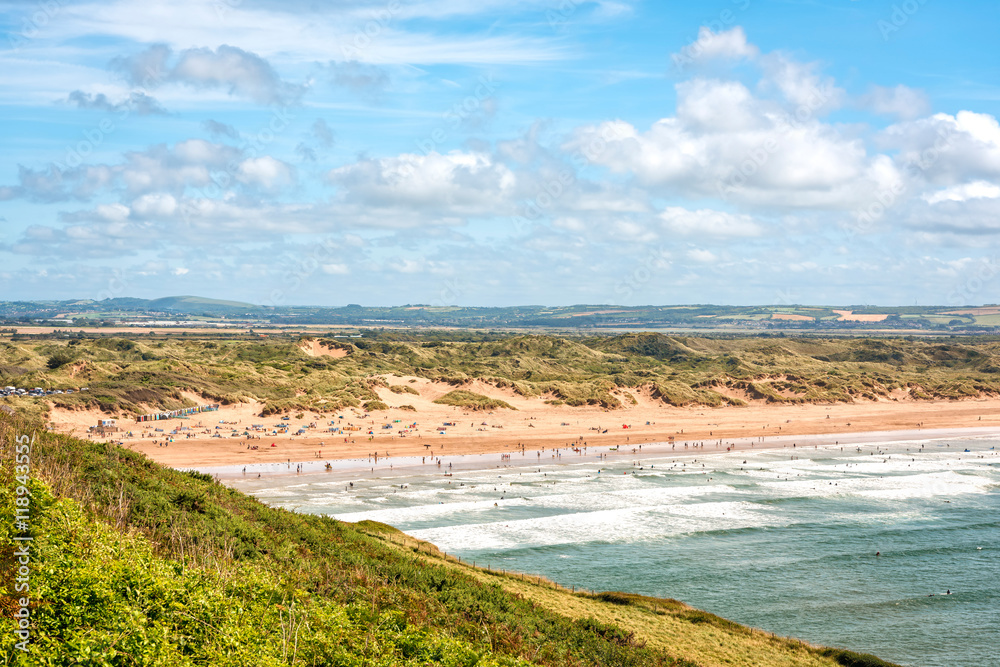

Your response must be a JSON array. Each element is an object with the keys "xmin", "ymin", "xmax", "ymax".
[{"xmin": 1, "ymin": 0, "xmax": 999, "ymax": 308}]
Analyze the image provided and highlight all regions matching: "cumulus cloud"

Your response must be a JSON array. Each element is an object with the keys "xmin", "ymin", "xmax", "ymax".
[
  {"xmin": 671, "ymin": 26, "xmax": 758, "ymax": 69},
  {"xmin": 12, "ymin": 218, "xmax": 160, "ymax": 259},
  {"xmin": 758, "ymin": 53, "xmax": 844, "ymax": 113},
  {"xmin": 564, "ymin": 77, "xmax": 873, "ymax": 209},
  {"xmin": 880, "ymin": 111, "xmax": 1000, "ymax": 186},
  {"xmin": 203, "ymin": 119, "xmax": 240, "ymax": 139},
  {"xmin": 1, "ymin": 139, "xmax": 295, "ymax": 204},
  {"xmin": 923, "ymin": 181, "xmax": 1000, "ymax": 205},
  {"xmin": 659, "ymin": 207, "xmax": 764, "ymax": 237},
  {"xmin": 861, "ymin": 84, "xmax": 930, "ymax": 120},
  {"xmin": 687, "ymin": 248, "xmax": 717, "ymax": 263},
  {"xmin": 236, "ymin": 156, "xmax": 296, "ymax": 191},
  {"xmin": 675, "ymin": 79, "xmax": 760, "ymax": 131},
  {"xmin": 66, "ymin": 90, "xmax": 168, "ymax": 115},
  {"xmin": 111, "ymin": 44, "xmax": 305, "ymax": 105},
  {"xmin": 327, "ymin": 151, "xmax": 516, "ymax": 215},
  {"xmin": 130, "ymin": 192, "xmax": 179, "ymax": 218},
  {"xmin": 109, "ymin": 43, "xmax": 172, "ymax": 86},
  {"xmin": 902, "ymin": 195, "xmax": 1000, "ymax": 235},
  {"xmin": 4, "ymin": 164, "xmax": 115, "ymax": 203}
]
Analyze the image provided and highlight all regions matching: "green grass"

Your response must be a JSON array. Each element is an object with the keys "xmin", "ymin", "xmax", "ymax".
[{"xmin": 433, "ymin": 390, "xmax": 516, "ymax": 411}]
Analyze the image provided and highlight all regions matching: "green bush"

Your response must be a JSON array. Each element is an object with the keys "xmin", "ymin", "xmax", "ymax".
[
  {"xmin": 46, "ymin": 351, "xmax": 75, "ymax": 369},
  {"xmin": 433, "ymin": 390, "xmax": 515, "ymax": 411}
]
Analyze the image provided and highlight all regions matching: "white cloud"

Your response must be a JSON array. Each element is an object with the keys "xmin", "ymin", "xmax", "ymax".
[
  {"xmin": 93, "ymin": 202, "xmax": 131, "ymax": 221},
  {"xmin": 659, "ymin": 207, "xmax": 764, "ymax": 237},
  {"xmin": 2, "ymin": 139, "xmax": 296, "ymax": 205},
  {"xmin": 131, "ymin": 193, "xmax": 178, "ymax": 217},
  {"xmin": 676, "ymin": 79, "xmax": 759, "ymax": 132},
  {"xmin": 759, "ymin": 53, "xmax": 844, "ymax": 113},
  {"xmin": 111, "ymin": 44, "xmax": 306, "ymax": 105},
  {"xmin": 881, "ymin": 111, "xmax": 1000, "ymax": 186},
  {"xmin": 861, "ymin": 84, "xmax": 930, "ymax": 120},
  {"xmin": 327, "ymin": 151, "xmax": 516, "ymax": 215},
  {"xmin": 237, "ymin": 157, "xmax": 296, "ymax": 191},
  {"xmin": 565, "ymin": 77, "xmax": 872, "ymax": 209},
  {"xmin": 321, "ymin": 263, "xmax": 349, "ymax": 275},
  {"xmin": 923, "ymin": 181, "xmax": 1000, "ymax": 205},
  {"xmin": 66, "ymin": 90, "xmax": 168, "ymax": 115},
  {"xmin": 686, "ymin": 248, "xmax": 717, "ymax": 263},
  {"xmin": 671, "ymin": 27, "xmax": 758, "ymax": 68}
]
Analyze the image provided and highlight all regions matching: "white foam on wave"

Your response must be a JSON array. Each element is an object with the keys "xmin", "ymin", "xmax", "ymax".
[
  {"xmin": 409, "ymin": 500, "xmax": 779, "ymax": 552},
  {"xmin": 237, "ymin": 436, "xmax": 1000, "ymax": 556}
]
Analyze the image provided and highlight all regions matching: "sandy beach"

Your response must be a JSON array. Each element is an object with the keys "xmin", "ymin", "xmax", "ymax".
[{"xmin": 44, "ymin": 374, "xmax": 1000, "ymax": 472}]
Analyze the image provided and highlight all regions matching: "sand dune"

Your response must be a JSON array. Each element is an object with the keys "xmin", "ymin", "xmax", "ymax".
[{"xmin": 298, "ymin": 339, "xmax": 348, "ymax": 358}]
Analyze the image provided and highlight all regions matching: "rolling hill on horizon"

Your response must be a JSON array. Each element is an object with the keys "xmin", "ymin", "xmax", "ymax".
[{"xmin": 3, "ymin": 297, "xmax": 1000, "ymax": 333}]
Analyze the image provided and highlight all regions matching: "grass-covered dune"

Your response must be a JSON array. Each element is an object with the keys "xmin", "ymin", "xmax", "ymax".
[
  {"xmin": 433, "ymin": 390, "xmax": 517, "ymax": 411},
  {"xmin": 4, "ymin": 331, "xmax": 1000, "ymax": 420},
  {"xmin": 0, "ymin": 412, "xmax": 899, "ymax": 666}
]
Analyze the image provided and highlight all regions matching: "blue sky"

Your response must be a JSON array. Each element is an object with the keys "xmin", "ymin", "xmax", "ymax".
[{"xmin": 1, "ymin": 0, "xmax": 999, "ymax": 307}]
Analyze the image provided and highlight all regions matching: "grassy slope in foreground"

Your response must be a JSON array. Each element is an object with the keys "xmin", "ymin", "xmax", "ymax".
[{"xmin": 0, "ymin": 414, "xmax": 899, "ymax": 667}]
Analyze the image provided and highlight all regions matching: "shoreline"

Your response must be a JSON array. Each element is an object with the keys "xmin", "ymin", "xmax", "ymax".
[
  {"xmin": 201, "ymin": 424, "xmax": 1000, "ymax": 481},
  {"xmin": 49, "ymin": 393, "xmax": 1000, "ymax": 478}
]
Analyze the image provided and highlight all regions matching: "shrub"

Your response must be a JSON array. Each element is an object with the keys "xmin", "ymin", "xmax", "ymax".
[
  {"xmin": 46, "ymin": 351, "xmax": 75, "ymax": 369},
  {"xmin": 432, "ymin": 390, "xmax": 515, "ymax": 411}
]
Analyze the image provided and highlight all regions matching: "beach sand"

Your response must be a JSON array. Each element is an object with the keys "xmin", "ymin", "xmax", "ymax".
[{"xmin": 45, "ymin": 375, "xmax": 1000, "ymax": 472}]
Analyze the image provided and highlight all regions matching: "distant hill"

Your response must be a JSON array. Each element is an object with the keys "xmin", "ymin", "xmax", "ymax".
[
  {"xmin": 147, "ymin": 295, "xmax": 263, "ymax": 314},
  {"xmin": 0, "ymin": 297, "xmax": 997, "ymax": 332}
]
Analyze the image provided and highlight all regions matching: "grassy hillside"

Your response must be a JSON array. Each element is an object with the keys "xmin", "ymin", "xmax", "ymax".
[
  {"xmin": 4, "ymin": 332, "xmax": 1000, "ymax": 420},
  {"xmin": 0, "ymin": 412, "xmax": 899, "ymax": 666}
]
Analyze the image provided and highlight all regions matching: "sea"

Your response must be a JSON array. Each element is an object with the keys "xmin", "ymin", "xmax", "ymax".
[{"xmin": 221, "ymin": 432, "xmax": 1000, "ymax": 667}]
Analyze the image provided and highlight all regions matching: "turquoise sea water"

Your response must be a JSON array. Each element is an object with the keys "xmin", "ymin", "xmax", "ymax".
[{"xmin": 226, "ymin": 436, "xmax": 1000, "ymax": 667}]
